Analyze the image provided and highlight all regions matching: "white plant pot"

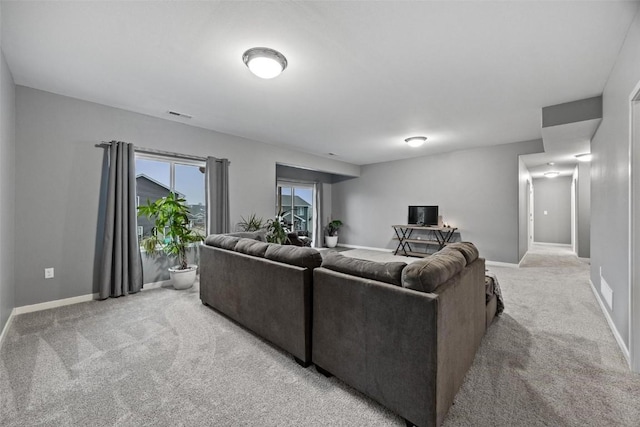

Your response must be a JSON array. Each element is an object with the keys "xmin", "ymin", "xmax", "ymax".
[
  {"xmin": 325, "ymin": 235, "xmax": 339, "ymax": 248},
  {"xmin": 169, "ymin": 264, "xmax": 198, "ymax": 290}
]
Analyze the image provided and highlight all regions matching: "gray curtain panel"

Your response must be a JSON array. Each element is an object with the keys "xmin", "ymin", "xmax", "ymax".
[
  {"xmin": 99, "ymin": 141, "xmax": 143, "ymax": 299},
  {"xmin": 205, "ymin": 157, "xmax": 230, "ymax": 234},
  {"xmin": 313, "ymin": 182, "xmax": 323, "ymax": 248}
]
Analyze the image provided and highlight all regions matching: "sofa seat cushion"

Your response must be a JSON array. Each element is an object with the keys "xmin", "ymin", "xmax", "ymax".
[
  {"xmin": 204, "ymin": 234, "xmax": 242, "ymax": 250},
  {"xmin": 264, "ymin": 244, "xmax": 323, "ymax": 269},
  {"xmin": 234, "ymin": 238, "xmax": 270, "ymax": 257},
  {"xmin": 401, "ymin": 251, "xmax": 467, "ymax": 293},
  {"xmin": 439, "ymin": 242, "xmax": 479, "ymax": 264},
  {"xmin": 321, "ymin": 252, "xmax": 407, "ymax": 286}
]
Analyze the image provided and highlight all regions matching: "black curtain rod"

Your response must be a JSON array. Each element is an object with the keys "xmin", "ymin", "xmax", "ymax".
[{"xmin": 96, "ymin": 141, "xmax": 227, "ymax": 164}]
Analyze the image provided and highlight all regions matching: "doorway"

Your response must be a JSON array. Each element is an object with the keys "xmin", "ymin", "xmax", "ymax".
[
  {"xmin": 276, "ymin": 181, "xmax": 316, "ymax": 245},
  {"xmin": 528, "ymin": 179, "xmax": 534, "ymax": 251},
  {"xmin": 571, "ymin": 176, "xmax": 578, "ymax": 254},
  {"xmin": 531, "ymin": 176, "xmax": 572, "ymax": 246},
  {"xmin": 629, "ymin": 83, "xmax": 640, "ymax": 372}
]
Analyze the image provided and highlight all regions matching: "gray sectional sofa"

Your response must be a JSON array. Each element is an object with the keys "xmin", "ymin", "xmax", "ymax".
[
  {"xmin": 199, "ymin": 232, "xmax": 322, "ymax": 366},
  {"xmin": 200, "ymin": 234, "xmax": 487, "ymax": 427},
  {"xmin": 313, "ymin": 243, "xmax": 486, "ymax": 427}
]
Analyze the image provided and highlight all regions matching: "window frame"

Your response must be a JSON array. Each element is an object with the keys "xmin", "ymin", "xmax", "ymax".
[{"xmin": 135, "ymin": 152, "xmax": 207, "ymax": 250}]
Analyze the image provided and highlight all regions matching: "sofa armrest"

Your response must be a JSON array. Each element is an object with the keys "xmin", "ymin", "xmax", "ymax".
[
  {"xmin": 313, "ymin": 257, "xmax": 486, "ymax": 427},
  {"xmin": 313, "ymin": 267, "xmax": 439, "ymax": 426},
  {"xmin": 432, "ymin": 257, "xmax": 486, "ymax": 425}
]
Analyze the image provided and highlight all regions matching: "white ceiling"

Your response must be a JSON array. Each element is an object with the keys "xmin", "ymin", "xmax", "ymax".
[{"xmin": 1, "ymin": 1, "xmax": 638, "ymax": 165}]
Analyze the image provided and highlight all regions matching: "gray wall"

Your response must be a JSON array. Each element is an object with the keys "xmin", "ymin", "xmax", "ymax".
[
  {"xmin": 591, "ymin": 9, "xmax": 640, "ymax": 348},
  {"xmin": 0, "ymin": 46, "xmax": 16, "ymax": 331},
  {"xmin": 577, "ymin": 162, "xmax": 591, "ymax": 258},
  {"xmin": 275, "ymin": 164, "xmax": 356, "ymax": 240},
  {"xmin": 276, "ymin": 164, "xmax": 354, "ymax": 184},
  {"xmin": 542, "ymin": 96, "xmax": 603, "ymax": 128},
  {"xmin": 518, "ymin": 157, "xmax": 532, "ymax": 260},
  {"xmin": 14, "ymin": 86, "xmax": 360, "ymax": 307},
  {"xmin": 332, "ymin": 139, "xmax": 544, "ymax": 264},
  {"xmin": 533, "ymin": 176, "xmax": 571, "ymax": 244}
]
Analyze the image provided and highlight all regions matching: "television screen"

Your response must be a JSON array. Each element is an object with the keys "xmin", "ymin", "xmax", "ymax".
[{"xmin": 408, "ymin": 206, "xmax": 439, "ymax": 226}]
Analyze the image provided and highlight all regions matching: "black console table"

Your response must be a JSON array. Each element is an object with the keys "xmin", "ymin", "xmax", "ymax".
[{"xmin": 392, "ymin": 225, "xmax": 458, "ymax": 258}]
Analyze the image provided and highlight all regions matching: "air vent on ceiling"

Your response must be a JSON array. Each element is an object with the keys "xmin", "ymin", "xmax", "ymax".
[{"xmin": 168, "ymin": 110, "xmax": 192, "ymax": 119}]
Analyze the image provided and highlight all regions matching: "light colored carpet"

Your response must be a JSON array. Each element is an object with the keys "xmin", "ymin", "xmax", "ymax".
[
  {"xmin": 2, "ymin": 247, "xmax": 640, "ymax": 426},
  {"xmin": 519, "ymin": 243, "xmax": 588, "ymax": 268},
  {"xmin": 0, "ymin": 283, "xmax": 399, "ymax": 427}
]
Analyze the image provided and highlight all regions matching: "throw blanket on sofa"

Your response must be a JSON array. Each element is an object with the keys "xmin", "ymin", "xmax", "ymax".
[{"xmin": 485, "ymin": 271, "xmax": 505, "ymax": 315}]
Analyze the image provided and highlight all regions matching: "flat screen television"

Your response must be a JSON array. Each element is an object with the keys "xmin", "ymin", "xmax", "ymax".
[{"xmin": 408, "ymin": 205, "xmax": 439, "ymax": 226}]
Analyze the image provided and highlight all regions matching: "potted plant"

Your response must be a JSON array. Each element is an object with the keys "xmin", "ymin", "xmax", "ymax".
[
  {"xmin": 237, "ymin": 213, "xmax": 265, "ymax": 231},
  {"xmin": 325, "ymin": 219, "xmax": 343, "ymax": 248},
  {"xmin": 266, "ymin": 215, "xmax": 290, "ymax": 244},
  {"xmin": 137, "ymin": 192, "xmax": 204, "ymax": 290}
]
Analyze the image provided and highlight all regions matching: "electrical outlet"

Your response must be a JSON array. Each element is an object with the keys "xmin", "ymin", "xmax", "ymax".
[{"xmin": 44, "ymin": 268, "xmax": 54, "ymax": 279}]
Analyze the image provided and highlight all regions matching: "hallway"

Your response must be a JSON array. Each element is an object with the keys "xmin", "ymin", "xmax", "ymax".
[{"xmin": 519, "ymin": 243, "xmax": 588, "ymax": 268}]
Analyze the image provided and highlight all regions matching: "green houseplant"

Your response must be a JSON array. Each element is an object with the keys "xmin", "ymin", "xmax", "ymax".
[
  {"xmin": 137, "ymin": 192, "xmax": 204, "ymax": 289},
  {"xmin": 325, "ymin": 219, "xmax": 343, "ymax": 248},
  {"xmin": 266, "ymin": 216, "xmax": 290, "ymax": 245},
  {"xmin": 326, "ymin": 220, "xmax": 343, "ymax": 236},
  {"xmin": 237, "ymin": 213, "xmax": 265, "ymax": 232}
]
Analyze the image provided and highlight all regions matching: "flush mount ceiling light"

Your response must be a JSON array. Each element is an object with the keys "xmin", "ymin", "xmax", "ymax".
[
  {"xmin": 544, "ymin": 171, "xmax": 560, "ymax": 178},
  {"xmin": 242, "ymin": 47, "xmax": 288, "ymax": 79},
  {"xmin": 405, "ymin": 136, "xmax": 427, "ymax": 148},
  {"xmin": 576, "ymin": 153, "xmax": 593, "ymax": 162}
]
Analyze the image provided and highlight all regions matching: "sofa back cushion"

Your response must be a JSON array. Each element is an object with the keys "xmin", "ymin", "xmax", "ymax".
[
  {"xmin": 234, "ymin": 238, "xmax": 270, "ymax": 257},
  {"xmin": 264, "ymin": 244, "xmax": 323, "ymax": 269},
  {"xmin": 204, "ymin": 234, "xmax": 242, "ymax": 250},
  {"xmin": 226, "ymin": 231, "xmax": 267, "ymax": 242},
  {"xmin": 401, "ymin": 251, "xmax": 467, "ymax": 293},
  {"xmin": 439, "ymin": 242, "xmax": 479, "ymax": 264},
  {"xmin": 321, "ymin": 252, "xmax": 407, "ymax": 286}
]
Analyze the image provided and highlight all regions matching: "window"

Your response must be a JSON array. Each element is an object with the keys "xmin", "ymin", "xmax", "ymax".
[
  {"xmin": 135, "ymin": 154, "xmax": 206, "ymax": 245},
  {"xmin": 276, "ymin": 182, "xmax": 315, "ymax": 241}
]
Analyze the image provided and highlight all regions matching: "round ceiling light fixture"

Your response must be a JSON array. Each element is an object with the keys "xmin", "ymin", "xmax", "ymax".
[
  {"xmin": 405, "ymin": 136, "xmax": 427, "ymax": 148},
  {"xmin": 575, "ymin": 153, "xmax": 592, "ymax": 162},
  {"xmin": 544, "ymin": 171, "xmax": 560, "ymax": 178},
  {"xmin": 242, "ymin": 47, "xmax": 288, "ymax": 79}
]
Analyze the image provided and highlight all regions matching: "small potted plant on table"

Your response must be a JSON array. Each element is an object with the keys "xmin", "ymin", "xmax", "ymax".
[{"xmin": 137, "ymin": 192, "xmax": 204, "ymax": 290}]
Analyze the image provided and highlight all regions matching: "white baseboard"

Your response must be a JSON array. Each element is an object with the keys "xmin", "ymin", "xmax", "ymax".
[
  {"xmin": 532, "ymin": 241, "xmax": 572, "ymax": 247},
  {"xmin": 12, "ymin": 280, "xmax": 179, "ymax": 316},
  {"xmin": 14, "ymin": 293, "xmax": 99, "ymax": 315},
  {"xmin": 486, "ymin": 260, "xmax": 519, "ymax": 268},
  {"xmin": 0, "ymin": 308, "xmax": 16, "ymax": 350},
  {"xmin": 143, "ymin": 280, "xmax": 173, "ymax": 290},
  {"xmin": 589, "ymin": 279, "xmax": 631, "ymax": 365}
]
